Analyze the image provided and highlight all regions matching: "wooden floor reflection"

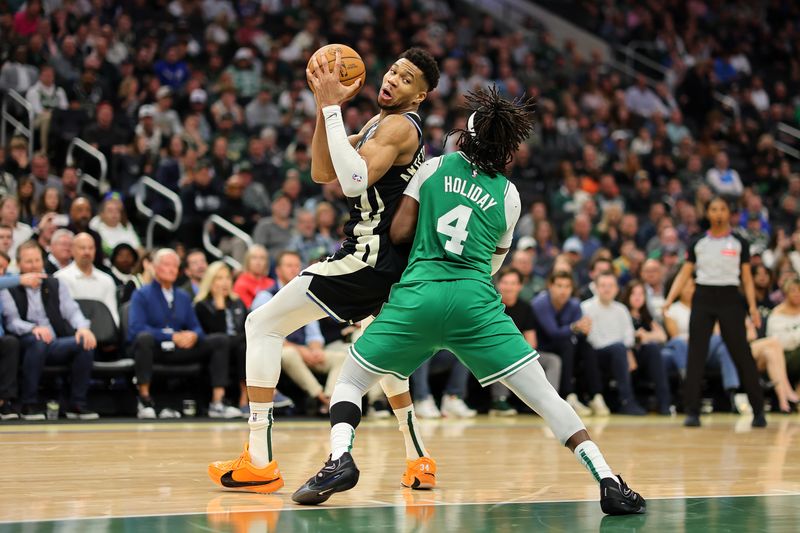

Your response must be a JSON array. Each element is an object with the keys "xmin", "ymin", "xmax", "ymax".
[{"xmin": 0, "ymin": 414, "xmax": 799, "ymax": 525}]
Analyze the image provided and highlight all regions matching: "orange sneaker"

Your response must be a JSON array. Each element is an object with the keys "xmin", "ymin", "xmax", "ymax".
[
  {"xmin": 208, "ymin": 444, "xmax": 284, "ymax": 493},
  {"xmin": 401, "ymin": 456, "xmax": 436, "ymax": 489}
]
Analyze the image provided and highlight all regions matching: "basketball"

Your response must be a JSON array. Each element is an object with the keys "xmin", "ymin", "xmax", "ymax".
[{"xmin": 307, "ymin": 44, "xmax": 366, "ymax": 90}]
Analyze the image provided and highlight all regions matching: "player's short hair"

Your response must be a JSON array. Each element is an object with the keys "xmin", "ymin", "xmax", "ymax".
[
  {"xmin": 548, "ymin": 270, "xmax": 574, "ymax": 286},
  {"xmin": 450, "ymin": 86, "xmax": 535, "ymax": 177},
  {"xmin": 401, "ymin": 47, "xmax": 439, "ymax": 91}
]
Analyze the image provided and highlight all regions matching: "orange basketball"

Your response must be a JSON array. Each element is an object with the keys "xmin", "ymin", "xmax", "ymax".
[{"xmin": 307, "ymin": 44, "xmax": 366, "ymax": 91}]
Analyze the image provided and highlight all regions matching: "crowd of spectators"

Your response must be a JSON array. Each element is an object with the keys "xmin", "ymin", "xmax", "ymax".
[{"xmin": 0, "ymin": 0, "xmax": 799, "ymax": 419}]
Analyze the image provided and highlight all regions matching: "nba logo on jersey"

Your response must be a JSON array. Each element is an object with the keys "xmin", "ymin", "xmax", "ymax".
[
  {"xmin": 721, "ymin": 241, "xmax": 737, "ymax": 256},
  {"xmin": 351, "ymin": 173, "xmax": 364, "ymax": 183}
]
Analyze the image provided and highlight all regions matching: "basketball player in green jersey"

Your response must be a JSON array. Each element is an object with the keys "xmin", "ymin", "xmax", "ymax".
[{"xmin": 293, "ymin": 88, "xmax": 646, "ymax": 516}]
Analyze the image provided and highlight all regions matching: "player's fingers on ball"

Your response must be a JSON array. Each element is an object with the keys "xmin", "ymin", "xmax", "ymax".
[{"xmin": 310, "ymin": 54, "xmax": 322, "ymax": 73}]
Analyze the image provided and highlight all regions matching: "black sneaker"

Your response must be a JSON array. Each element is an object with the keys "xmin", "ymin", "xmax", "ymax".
[
  {"xmin": 292, "ymin": 452, "xmax": 360, "ymax": 505},
  {"xmin": 21, "ymin": 404, "xmax": 45, "ymax": 421},
  {"xmin": 0, "ymin": 401, "xmax": 18, "ymax": 420},
  {"xmin": 752, "ymin": 411, "xmax": 767, "ymax": 428},
  {"xmin": 600, "ymin": 475, "xmax": 646, "ymax": 515},
  {"xmin": 684, "ymin": 413, "xmax": 701, "ymax": 427},
  {"xmin": 66, "ymin": 405, "xmax": 100, "ymax": 420}
]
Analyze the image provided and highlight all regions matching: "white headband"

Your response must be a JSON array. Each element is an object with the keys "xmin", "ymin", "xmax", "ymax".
[{"xmin": 467, "ymin": 111, "xmax": 477, "ymax": 136}]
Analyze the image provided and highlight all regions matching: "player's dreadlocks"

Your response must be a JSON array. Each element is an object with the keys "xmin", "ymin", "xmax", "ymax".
[{"xmin": 450, "ymin": 86, "xmax": 535, "ymax": 177}]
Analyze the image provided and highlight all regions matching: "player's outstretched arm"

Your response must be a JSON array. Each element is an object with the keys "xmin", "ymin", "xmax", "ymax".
[
  {"xmin": 390, "ymin": 195, "xmax": 419, "ymax": 244},
  {"xmin": 319, "ymin": 109, "xmax": 413, "ymax": 197}
]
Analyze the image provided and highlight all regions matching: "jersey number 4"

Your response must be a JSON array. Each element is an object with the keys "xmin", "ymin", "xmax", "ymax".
[{"xmin": 437, "ymin": 205, "xmax": 473, "ymax": 255}]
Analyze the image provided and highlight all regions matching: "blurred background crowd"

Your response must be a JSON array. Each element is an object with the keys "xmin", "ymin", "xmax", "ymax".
[{"xmin": 0, "ymin": 0, "xmax": 799, "ymax": 421}]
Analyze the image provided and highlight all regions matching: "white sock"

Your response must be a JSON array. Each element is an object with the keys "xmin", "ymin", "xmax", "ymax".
[
  {"xmin": 330, "ymin": 422, "xmax": 355, "ymax": 460},
  {"xmin": 393, "ymin": 404, "xmax": 429, "ymax": 459},
  {"xmin": 248, "ymin": 401, "xmax": 273, "ymax": 468},
  {"xmin": 574, "ymin": 441, "xmax": 615, "ymax": 483}
]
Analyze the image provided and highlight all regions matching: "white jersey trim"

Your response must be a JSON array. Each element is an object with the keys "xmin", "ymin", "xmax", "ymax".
[
  {"xmin": 497, "ymin": 181, "xmax": 521, "ymax": 249},
  {"xmin": 403, "ymin": 156, "xmax": 442, "ymax": 201},
  {"xmin": 302, "ymin": 253, "xmax": 370, "ymax": 277}
]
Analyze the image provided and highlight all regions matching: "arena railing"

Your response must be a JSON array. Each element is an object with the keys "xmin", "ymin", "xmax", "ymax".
[
  {"xmin": 134, "ymin": 176, "xmax": 183, "ymax": 250},
  {"xmin": 0, "ymin": 89, "xmax": 34, "ymax": 161},
  {"xmin": 202, "ymin": 214, "xmax": 253, "ymax": 271},
  {"xmin": 776, "ymin": 123, "xmax": 800, "ymax": 160},
  {"xmin": 66, "ymin": 138, "xmax": 109, "ymax": 197}
]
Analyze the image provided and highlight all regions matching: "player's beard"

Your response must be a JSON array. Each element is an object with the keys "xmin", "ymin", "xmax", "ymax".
[{"xmin": 377, "ymin": 99, "xmax": 406, "ymax": 112}]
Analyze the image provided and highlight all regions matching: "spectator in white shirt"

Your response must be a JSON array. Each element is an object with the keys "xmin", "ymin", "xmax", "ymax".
[
  {"xmin": 624, "ymin": 75, "xmax": 666, "ymax": 118},
  {"xmin": 88, "ymin": 193, "xmax": 142, "ymax": 258},
  {"xmin": 0, "ymin": 197, "xmax": 33, "ymax": 259},
  {"xmin": 134, "ymin": 105, "xmax": 162, "ymax": 159},
  {"xmin": 706, "ymin": 151, "xmax": 743, "ymax": 198},
  {"xmin": 580, "ymin": 272, "xmax": 647, "ymax": 415},
  {"xmin": 0, "ymin": 225, "xmax": 17, "ymax": 273},
  {"xmin": 55, "ymin": 233, "xmax": 119, "ymax": 327},
  {"xmin": 25, "ymin": 66, "xmax": 67, "ymax": 155},
  {"xmin": 0, "ymin": 45, "xmax": 38, "ymax": 94},
  {"xmin": 750, "ymin": 76, "xmax": 770, "ymax": 113},
  {"xmin": 153, "ymin": 86, "xmax": 183, "ymax": 138}
]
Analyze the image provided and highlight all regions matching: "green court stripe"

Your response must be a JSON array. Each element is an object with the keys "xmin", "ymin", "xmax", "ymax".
[
  {"xmin": 349, "ymin": 346, "xmax": 408, "ymax": 381},
  {"xmin": 579, "ymin": 450, "xmax": 601, "ymax": 482},
  {"xmin": 478, "ymin": 352, "xmax": 539, "ymax": 386},
  {"xmin": 407, "ymin": 411, "xmax": 424, "ymax": 457}
]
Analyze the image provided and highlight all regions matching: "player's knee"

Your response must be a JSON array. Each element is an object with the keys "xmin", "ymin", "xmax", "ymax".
[{"xmin": 379, "ymin": 375, "xmax": 409, "ymax": 397}]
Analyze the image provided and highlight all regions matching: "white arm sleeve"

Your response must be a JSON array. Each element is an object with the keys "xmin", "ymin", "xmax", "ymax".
[
  {"xmin": 497, "ymin": 182, "xmax": 521, "ymax": 249},
  {"xmin": 491, "ymin": 252, "xmax": 507, "ymax": 275},
  {"xmin": 323, "ymin": 105, "xmax": 369, "ymax": 198},
  {"xmin": 404, "ymin": 156, "xmax": 443, "ymax": 201}
]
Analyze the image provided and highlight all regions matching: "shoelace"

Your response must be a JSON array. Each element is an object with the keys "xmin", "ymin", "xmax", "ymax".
[
  {"xmin": 616, "ymin": 475, "xmax": 634, "ymax": 498},
  {"xmin": 224, "ymin": 449, "xmax": 250, "ymax": 471}
]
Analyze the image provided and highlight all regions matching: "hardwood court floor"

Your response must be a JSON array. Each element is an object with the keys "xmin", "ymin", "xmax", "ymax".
[{"xmin": 1, "ymin": 414, "xmax": 799, "ymax": 532}]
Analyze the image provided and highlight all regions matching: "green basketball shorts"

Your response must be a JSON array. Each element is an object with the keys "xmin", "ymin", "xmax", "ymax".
[{"xmin": 350, "ymin": 279, "xmax": 538, "ymax": 386}]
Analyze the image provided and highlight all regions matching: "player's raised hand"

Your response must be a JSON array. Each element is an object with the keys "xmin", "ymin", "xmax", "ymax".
[{"xmin": 307, "ymin": 50, "xmax": 362, "ymax": 107}]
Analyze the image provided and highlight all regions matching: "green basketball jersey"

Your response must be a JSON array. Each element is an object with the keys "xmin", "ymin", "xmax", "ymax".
[{"xmin": 401, "ymin": 152, "xmax": 521, "ymax": 285}]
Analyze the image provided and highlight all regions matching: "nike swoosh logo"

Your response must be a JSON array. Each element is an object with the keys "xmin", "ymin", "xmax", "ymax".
[
  {"xmin": 220, "ymin": 471, "xmax": 282, "ymax": 488},
  {"xmin": 318, "ymin": 487, "xmax": 336, "ymax": 495},
  {"xmin": 326, "ymin": 113, "xmax": 337, "ymax": 120}
]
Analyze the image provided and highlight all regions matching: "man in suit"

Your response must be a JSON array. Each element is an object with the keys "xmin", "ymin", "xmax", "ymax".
[
  {"xmin": 0, "ymin": 240, "xmax": 97, "ymax": 420},
  {"xmin": 127, "ymin": 248, "xmax": 239, "ymax": 419}
]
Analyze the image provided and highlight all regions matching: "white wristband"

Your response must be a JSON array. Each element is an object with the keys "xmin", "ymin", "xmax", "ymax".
[{"xmin": 323, "ymin": 105, "xmax": 369, "ymax": 197}]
